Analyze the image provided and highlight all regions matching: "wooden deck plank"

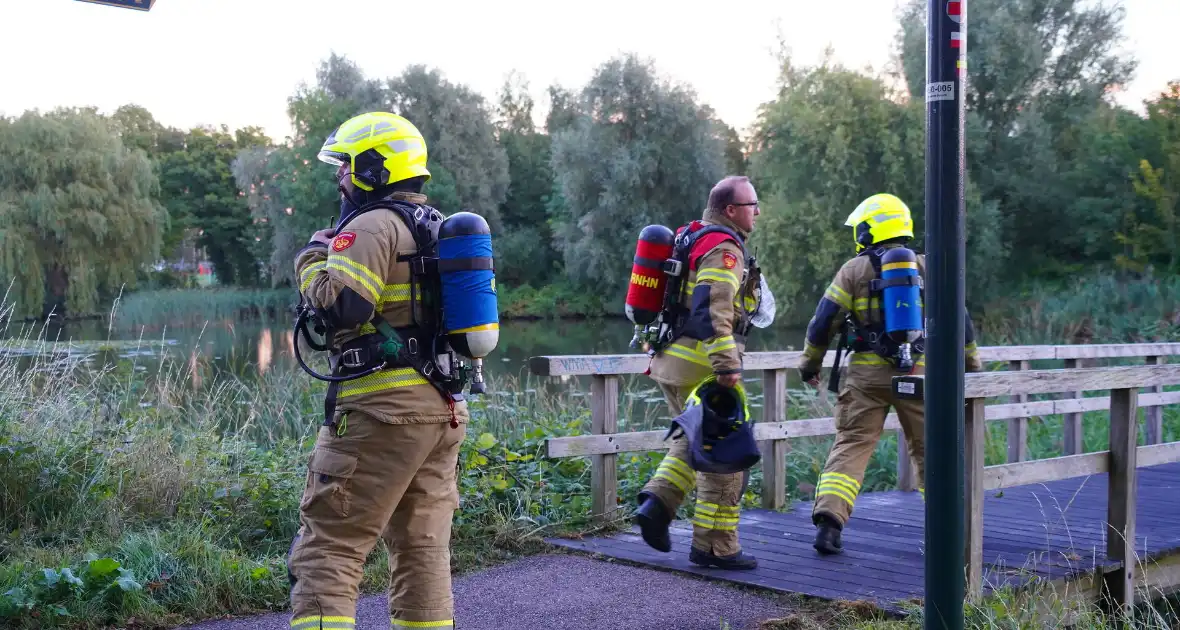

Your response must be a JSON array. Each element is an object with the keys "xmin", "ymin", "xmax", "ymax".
[
  {"xmin": 741, "ymin": 503, "xmax": 1110, "ymax": 569},
  {"xmin": 553, "ymin": 532, "xmax": 925, "ymax": 605},
  {"xmin": 546, "ymin": 462, "xmax": 1180, "ymax": 606}
]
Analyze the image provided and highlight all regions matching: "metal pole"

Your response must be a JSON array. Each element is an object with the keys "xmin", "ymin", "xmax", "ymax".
[{"xmin": 924, "ymin": 0, "xmax": 967, "ymax": 629}]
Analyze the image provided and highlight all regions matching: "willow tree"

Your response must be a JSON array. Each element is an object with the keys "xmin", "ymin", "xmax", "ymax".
[
  {"xmin": 0, "ymin": 107, "xmax": 166, "ymax": 318},
  {"xmin": 548, "ymin": 53, "xmax": 727, "ymax": 297}
]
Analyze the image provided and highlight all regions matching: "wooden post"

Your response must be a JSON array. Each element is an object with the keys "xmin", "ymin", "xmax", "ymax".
[
  {"xmin": 1144, "ymin": 356, "xmax": 1164, "ymax": 445},
  {"xmin": 1062, "ymin": 358, "xmax": 1084, "ymax": 455},
  {"xmin": 759, "ymin": 369, "xmax": 788, "ymax": 510},
  {"xmin": 1007, "ymin": 360, "xmax": 1029, "ymax": 462},
  {"xmin": 590, "ymin": 375, "xmax": 620, "ymax": 525},
  {"xmin": 1101, "ymin": 387, "xmax": 1139, "ymax": 615},
  {"xmin": 964, "ymin": 397, "xmax": 986, "ymax": 601},
  {"xmin": 897, "ymin": 432, "xmax": 918, "ymax": 492}
]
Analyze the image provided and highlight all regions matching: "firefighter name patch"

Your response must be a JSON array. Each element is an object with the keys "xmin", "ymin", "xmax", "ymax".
[
  {"xmin": 723, "ymin": 252, "xmax": 738, "ymax": 269},
  {"xmin": 332, "ymin": 232, "xmax": 356, "ymax": 252}
]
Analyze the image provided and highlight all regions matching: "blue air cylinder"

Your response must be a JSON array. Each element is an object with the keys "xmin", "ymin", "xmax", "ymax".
[
  {"xmin": 880, "ymin": 246, "xmax": 923, "ymax": 345},
  {"xmin": 438, "ymin": 211, "xmax": 499, "ymax": 394}
]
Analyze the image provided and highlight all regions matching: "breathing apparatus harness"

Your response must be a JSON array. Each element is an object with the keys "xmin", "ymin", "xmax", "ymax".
[
  {"xmin": 646, "ymin": 221, "xmax": 761, "ymax": 355},
  {"xmin": 293, "ymin": 195, "xmax": 471, "ymax": 422},
  {"xmin": 827, "ymin": 244, "xmax": 925, "ymax": 393}
]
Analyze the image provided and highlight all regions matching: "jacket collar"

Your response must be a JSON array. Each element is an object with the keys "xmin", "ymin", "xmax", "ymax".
[
  {"xmin": 338, "ymin": 191, "xmax": 429, "ymax": 230},
  {"xmin": 390, "ymin": 191, "xmax": 428, "ymax": 205},
  {"xmin": 701, "ymin": 207, "xmax": 750, "ymax": 240}
]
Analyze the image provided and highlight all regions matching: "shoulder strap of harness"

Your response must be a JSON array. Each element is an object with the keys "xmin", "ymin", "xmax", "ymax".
[
  {"xmin": 844, "ymin": 247, "xmax": 884, "ymax": 353},
  {"xmin": 651, "ymin": 222, "xmax": 752, "ymax": 354},
  {"xmin": 676, "ymin": 221, "xmax": 748, "ymax": 270},
  {"xmin": 346, "ymin": 198, "xmax": 464, "ymax": 407}
]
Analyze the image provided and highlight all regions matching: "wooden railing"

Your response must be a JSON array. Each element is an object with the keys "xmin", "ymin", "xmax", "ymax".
[
  {"xmin": 952, "ymin": 362, "xmax": 1180, "ymax": 611},
  {"xmin": 528, "ymin": 344, "xmax": 1180, "ymax": 524}
]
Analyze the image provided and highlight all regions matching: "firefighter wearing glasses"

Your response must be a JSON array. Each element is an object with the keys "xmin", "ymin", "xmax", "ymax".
[{"xmin": 633, "ymin": 176, "xmax": 766, "ymax": 571}]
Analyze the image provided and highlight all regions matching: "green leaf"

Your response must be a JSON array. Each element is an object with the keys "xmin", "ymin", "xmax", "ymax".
[
  {"xmin": 251, "ymin": 567, "xmax": 271, "ymax": 580},
  {"xmin": 475, "ymin": 432, "xmax": 497, "ymax": 450},
  {"xmin": 61, "ymin": 568, "xmax": 84, "ymax": 589},
  {"xmin": 41, "ymin": 568, "xmax": 61, "ymax": 588},
  {"xmin": 3, "ymin": 587, "xmax": 32, "ymax": 610},
  {"xmin": 114, "ymin": 568, "xmax": 142, "ymax": 592},
  {"xmin": 87, "ymin": 557, "xmax": 120, "ymax": 581}
]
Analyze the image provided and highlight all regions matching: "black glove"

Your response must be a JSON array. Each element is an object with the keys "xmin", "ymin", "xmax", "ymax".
[{"xmin": 800, "ymin": 368, "xmax": 819, "ymax": 384}]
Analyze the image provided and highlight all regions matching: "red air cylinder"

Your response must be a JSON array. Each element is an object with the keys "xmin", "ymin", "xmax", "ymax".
[{"xmin": 625, "ymin": 224, "xmax": 675, "ymax": 325}]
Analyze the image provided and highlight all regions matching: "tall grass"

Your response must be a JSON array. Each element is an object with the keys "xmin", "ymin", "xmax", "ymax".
[
  {"xmin": 0, "ymin": 316, "xmax": 616, "ymax": 628},
  {"xmin": 3, "ymin": 271, "xmax": 1180, "ymax": 628},
  {"xmin": 109, "ymin": 288, "xmax": 294, "ymax": 331},
  {"xmin": 978, "ymin": 270, "xmax": 1180, "ymax": 345}
]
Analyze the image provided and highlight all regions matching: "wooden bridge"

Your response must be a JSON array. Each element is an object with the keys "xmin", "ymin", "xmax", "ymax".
[{"xmin": 527, "ymin": 343, "xmax": 1180, "ymax": 616}]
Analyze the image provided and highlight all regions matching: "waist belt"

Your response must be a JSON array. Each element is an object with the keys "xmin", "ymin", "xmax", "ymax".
[
  {"xmin": 850, "ymin": 335, "xmax": 925, "ymax": 358},
  {"xmin": 329, "ymin": 333, "xmax": 412, "ymax": 377}
]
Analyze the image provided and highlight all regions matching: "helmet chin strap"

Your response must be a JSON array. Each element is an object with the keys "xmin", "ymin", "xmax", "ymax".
[{"xmin": 337, "ymin": 170, "xmax": 361, "ymax": 207}]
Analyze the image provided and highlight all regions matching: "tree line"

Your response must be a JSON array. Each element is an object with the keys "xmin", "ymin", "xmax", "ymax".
[{"xmin": 0, "ymin": 0, "xmax": 1176, "ymax": 326}]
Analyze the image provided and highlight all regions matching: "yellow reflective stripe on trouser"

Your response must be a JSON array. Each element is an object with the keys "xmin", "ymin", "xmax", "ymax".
[
  {"xmin": 291, "ymin": 616, "xmax": 355, "ymax": 630},
  {"xmin": 338, "ymin": 367, "xmax": 428, "ymax": 398},
  {"xmin": 695, "ymin": 268, "xmax": 739, "ymax": 290},
  {"xmin": 816, "ymin": 472, "xmax": 861, "ymax": 508},
  {"xmin": 703, "ymin": 335, "xmax": 736, "ymax": 354},
  {"xmin": 824, "ymin": 283, "xmax": 852, "ymax": 310},
  {"xmin": 327, "ymin": 255, "xmax": 383, "ymax": 302},
  {"xmin": 300, "ymin": 261, "xmax": 327, "ymax": 292},
  {"xmin": 654, "ymin": 456, "xmax": 696, "ymax": 494},
  {"xmin": 391, "ymin": 620, "xmax": 453, "ymax": 628},
  {"xmin": 692, "ymin": 501, "xmax": 740, "ymax": 531},
  {"xmin": 662, "ymin": 342, "xmax": 711, "ymax": 367}
]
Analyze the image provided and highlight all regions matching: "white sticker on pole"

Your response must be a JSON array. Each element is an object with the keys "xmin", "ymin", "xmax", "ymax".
[{"xmin": 926, "ymin": 81, "xmax": 955, "ymax": 102}]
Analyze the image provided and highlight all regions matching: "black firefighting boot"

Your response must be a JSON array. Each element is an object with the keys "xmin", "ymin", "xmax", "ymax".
[
  {"xmin": 688, "ymin": 546, "xmax": 758, "ymax": 570},
  {"xmin": 634, "ymin": 492, "xmax": 672, "ymax": 552},
  {"xmin": 813, "ymin": 513, "xmax": 843, "ymax": 555}
]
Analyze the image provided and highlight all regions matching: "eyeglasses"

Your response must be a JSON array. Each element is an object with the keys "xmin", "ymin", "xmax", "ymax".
[{"xmin": 730, "ymin": 202, "xmax": 759, "ymax": 208}]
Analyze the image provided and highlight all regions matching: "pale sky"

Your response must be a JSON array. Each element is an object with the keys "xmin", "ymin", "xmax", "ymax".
[{"xmin": 1, "ymin": 0, "xmax": 1176, "ymax": 144}]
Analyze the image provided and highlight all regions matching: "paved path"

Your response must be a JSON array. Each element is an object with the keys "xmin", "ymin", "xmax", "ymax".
[{"xmin": 177, "ymin": 553, "xmax": 793, "ymax": 630}]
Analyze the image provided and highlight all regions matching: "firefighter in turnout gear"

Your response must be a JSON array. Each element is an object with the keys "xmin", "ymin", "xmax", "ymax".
[
  {"xmin": 634, "ymin": 176, "xmax": 766, "ymax": 570},
  {"xmin": 798, "ymin": 193, "xmax": 983, "ymax": 555},
  {"xmin": 287, "ymin": 111, "xmax": 469, "ymax": 629}
]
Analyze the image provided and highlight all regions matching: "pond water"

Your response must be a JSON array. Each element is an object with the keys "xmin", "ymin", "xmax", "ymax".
[
  {"xmin": 4, "ymin": 316, "xmax": 813, "ymax": 426},
  {"xmin": 17, "ymin": 316, "xmax": 807, "ymax": 381}
]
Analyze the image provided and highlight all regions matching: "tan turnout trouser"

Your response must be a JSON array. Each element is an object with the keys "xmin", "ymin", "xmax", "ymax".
[
  {"xmin": 287, "ymin": 409, "xmax": 465, "ymax": 629},
  {"xmin": 640, "ymin": 382, "xmax": 746, "ymax": 557},
  {"xmin": 812, "ymin": 363, "xmax": 926, "ymax": 527}
]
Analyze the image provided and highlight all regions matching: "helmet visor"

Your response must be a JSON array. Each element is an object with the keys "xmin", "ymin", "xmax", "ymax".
[{"xmin": 316, "ymin": 150, "xmax": 349, "ymax": 166}]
